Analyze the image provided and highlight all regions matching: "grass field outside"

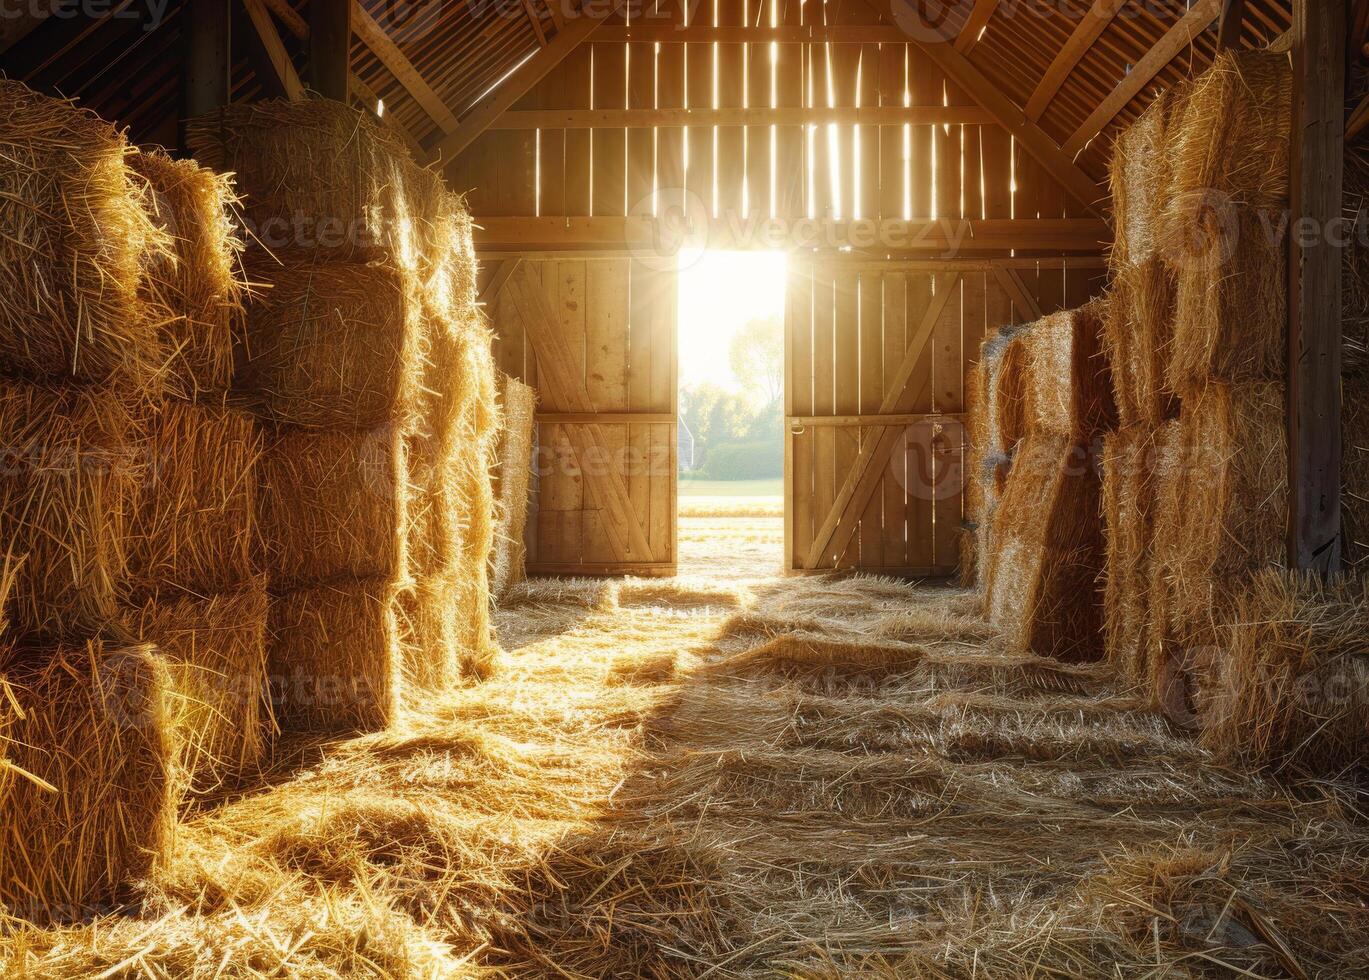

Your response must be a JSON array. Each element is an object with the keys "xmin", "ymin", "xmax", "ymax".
[
  {"xmin": 677, "ymin": 478, "xmax": 783, "ymax": 518},
  {"xmin": 678, "ymin": 478, "xmax": 782, "ymax": 497}
]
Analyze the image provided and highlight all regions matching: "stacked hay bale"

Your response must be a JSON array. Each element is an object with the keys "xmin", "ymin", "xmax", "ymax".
[
  {"xmin": 0, "ymin": 83, "xmax": 182, "ymax": 921},
  {"xmin": 984, "ymin": 301, "xmax": 1116, "ymax": 662},
  {"xmin": 490, "ymin": 374, "xmax": 536, "ymax": 599},
  {"xmin": 188, "ymin": 99, "xmax": 498, "ymax": 733},
  {"xmin": 1101, "ymin": 51, "xmax": 1369, "ymax": 771},
  {"xmin": 121, "ymin": 150, "xmax": 268, "ymax": 794},
  {"xmin": 963, "ymin": 321, "xmax": 1032, "ymax": 593}
]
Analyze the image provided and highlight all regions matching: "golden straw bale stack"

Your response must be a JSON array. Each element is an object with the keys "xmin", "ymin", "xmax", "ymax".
[
  {"xmin": 423, "ymin": 191, "xmax": 479, "ymax": 316},
  {"xmin": 267, "ymin": 577, "xmax": 398, "ymax": 734},
  {"xmin": 403, "ymin": 442, "xmax": 461, "ymax": 578},
  {"xmin": 1022, "ymin": 300, "xmax": 1118, "ymax": 441},
  {"xmin": 237, "ymin": 260, "xmax": 421, "ymax": 430},
  {"xmin": 1104, "ymin": 260, "xmax": 1178, "ymax": 429},
  {"xmin": 1101, "ymin": 427, "xmax": 1160, "ymax": 683},
  {"xmin": 129, "ymin": 150, "xmax": 245, "ymax": 399},
  {"xmin": 392, "ymin": 574, "xmax": 460, "ymax": 694},
  {"xmin": 185, "ymin": 99, "xmax": 421, "ymax": 268},
  {"xmin": 0, "ymin": 81, "xmax": 169, "ymax": 389},
  {"xmin": 986, "ymin": 435, "xmax": 1105, "ymax": 663},
  {"xmin": 1198, "ymin": 570, "xmax": 1369, "ymax": 774},
  {"xmin": 0, "ymin": 642, "xmax": 178, "ymax": 923},
  {"xmin": 122, "ymin": 579, "xmax": 269, "ymax": 793},
  {"xmin": 1109, "ymin": 88, "xmax": 1176, "ymax": 270},
  {"xmin": 0, "ymin": 381, "xmax": 141, "ymax": 640},
  {"xmin": 1143, "ymin": 420, "xmax": 1186, "ymax": 699},
  {"xmin": 1161, "ymin": 52, "xmax": 1291, "ymax": 391},
  {"xmin": 992, "ymin": 328, "xmax": 1031, "ymax": 452},
  {"xmin": 259, "ymin": 425, "xmax": 406, "ymax": 589},
  {"xmin": 126, "ymin": 401, "xmax": 261, "ymax": 598},
  {"xmin": 491, "ymin": 373, "xmax": 535, "ymax": 598},
  {"xmin": 1161, "ymin": 382, "xmax": 1287, "ymax": 635}
]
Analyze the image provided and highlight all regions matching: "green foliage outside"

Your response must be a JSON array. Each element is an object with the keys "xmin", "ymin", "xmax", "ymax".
[{"xmin": 681, "ymin": 315, "xmax": 784, "ymax": 480}]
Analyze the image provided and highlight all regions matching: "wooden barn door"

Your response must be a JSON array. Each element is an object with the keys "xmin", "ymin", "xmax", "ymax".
[
  {"xmin": 488, "ymin": 257, "xmax": 677, "ymax": 577},
  {"xmin": 784, "ymin": 258, "xmax": 1008, "ymax": 576}
]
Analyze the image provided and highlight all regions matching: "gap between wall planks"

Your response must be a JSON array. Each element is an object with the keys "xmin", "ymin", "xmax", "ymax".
[
  {"xmin": 491, "ymin": 257, "xmax": 678, "ymax": 576},
  {"xmin": 445, "ymin": 0, "xmax": 1094, "ymax": 234},
  {"xmin": 785, "ymin": 255, "xmax": 1106, "ymax": 576}
]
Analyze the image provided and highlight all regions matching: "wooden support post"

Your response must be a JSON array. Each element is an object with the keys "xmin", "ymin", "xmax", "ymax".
[
  {"xmin": 1217, "ymin": 0, "xmax": 1246, "ymax": 50},
  {"xmin": 183, "ymin": 0, "xmax": 230, "ymax": 120},
  {"xmin": 309, "ymin": 0, "xmax": 351, "ymax": 100},
  {"xmin": 1288, "ymin": 0, "xmax": 1346, "ymax": 573}
]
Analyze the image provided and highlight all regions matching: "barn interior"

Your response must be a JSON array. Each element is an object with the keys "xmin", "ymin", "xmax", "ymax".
[{"xmin": 3, "ymin": 0, "xmax": 1369, "ymax": 975}]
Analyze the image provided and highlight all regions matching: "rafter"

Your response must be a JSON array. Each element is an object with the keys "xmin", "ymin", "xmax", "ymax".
[
  {"xmin": 861, "ymin": 2, "xmax": 1105, "ymax": 216},
  {"xmin": 1063, "ymin": 0, "xmax": 1221, "ymax": 157},
  {"xmin": 243, "ymin": 0, "xmax": 305, "ymax": 100},
  {"xmin": 1025, "ymin": 0, "xmax": 1126, "ymax": 122},
  {"xmin": 429, "ymin": 4, "xmax": 617, "ymax": 164},
  {"xmin": 353, "ymin": 3, "xmax": 460, "ymax": 133},
  {"xmin": 486, "ymin": 105, "xmax": 997, "ymax": 129},
  {"xmin": 955, "ymin": 0, "xmax": 1001, "ymax": 54}
]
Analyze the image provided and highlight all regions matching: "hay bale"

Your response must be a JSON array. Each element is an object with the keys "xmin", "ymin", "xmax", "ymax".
[
  {"xmin": 392, "ymin": 574, "xmax": 459, "ymax": 694},
  {"xmin": 403, "ymin": 440, "xmax": 461, "ymax": 579},
  {"xmin": 267, "ymin": 576, "xmax": 398, "ymax": 735},
  {"xmin": 237, "ymin": 260, "xmax": 421, "ymax": 430},
  {"xmin": 986, "ymin": 435, "xmax": 1105, "ymax": 663},
  {"xmin": 991, "ymin": 327, "xmax": 1031, "ymax": 452},
  {"xmin": 1160, "ymin": 382, "xmax": 1287, "ymax": 635},
  {"xmin": 1022, "ymin": 299, "xmax": 1117, "ymax": 441},
  {"xmin": 0, "ymin": 381, "xmax": 140, "ymax": 640},
  {"xmin": 123, "ymin": 580, "xmax": 269, "ymax": 793},
  {"xmin": 1109, "ymin": 88, "xmax": 1176, "ymax": 270},
  {"xmin": 490, "ymin": 374, "xmax": 535, "ymax": 598},
  {"xmin": 0, "ymin": 642, "xmax": 178, "ymax": 923},
  {"xmin": 0, "ymin": 81, "xmax": 169, "ymax": 388},
  {"xmin": 1143, "ymin": 420, "xmax": 1186, "ymax": 702},
  {"xmin": 424, "ymin": 191, "xmax": 479, "ymax": 317},
  {"xmin": 185, "ymin": 99, "xmax": 437, "ymax": 272},
  {"xmin": 129, "ymin": 150, "xmax": 245, "ymax": 399},
  {"xmin": 1101, "ymin": 427, "xmax": 1159, "ymax": 683},
  {"xmin": 259, "ymin": 425, "xmax": 406, "ymax": 589},
  {"xmin": 127, "ymin": 400, "xmax": 260, "ymax": 598},
  {"xmin": 1104, "ymin": 260, "xmax": 1179, "ymax": 430},
  {"xmin": 1161, "ymin": 52, "xmax": 1291, "ymax": 390},
  {"xmin": 1198, "ymin": 570, "xmax": 1369, "ymax": 775}
]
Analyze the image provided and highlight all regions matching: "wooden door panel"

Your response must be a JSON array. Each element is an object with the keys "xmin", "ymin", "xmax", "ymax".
[{"xmin": 491, "ymin": 257, "xmax": 677, "ymax": 576}]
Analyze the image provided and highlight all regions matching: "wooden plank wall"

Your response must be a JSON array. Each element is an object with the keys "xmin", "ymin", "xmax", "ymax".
[
  {"xmin": 785, "ymin": 257, "xmax": 1107, "ymax": 575},
  {"xmin": 446, "ymin": 0, "xmax": 1094, "ymax": 228},
  {"xmin": 491, "ymin": 258, "xmax": 678, "ymax": 575}
]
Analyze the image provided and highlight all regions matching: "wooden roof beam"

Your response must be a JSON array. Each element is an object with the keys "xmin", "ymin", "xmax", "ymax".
[
  {"xmin": 429, "ymin": 2, "xmax": 618, "ymax": 164},
  {"xmin": 1024, "ymin": 0, "xmax": 1126, "ymax": 122},
  {"xmin": 353, "ymin": 3, "xmax": 460, "ymax": 133},
  {"xmin": 864, "ymin": 0, "xmax": 1105, "ymax": 216},
  {"xmin": 1062, "ymin": 0, "xmax": 1221, "ymax": 158},
  {"xmin": 243, "ymin": 0, "xmax": 305, "ymax": 100},
  {"xmin": 955, "ymin": 0, "xmax": 1000, "ymax": 54}
]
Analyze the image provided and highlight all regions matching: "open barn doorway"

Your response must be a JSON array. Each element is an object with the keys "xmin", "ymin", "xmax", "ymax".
[{"xmin": 676, "ymin": 249, "xmax": 787, "ymax": 577}]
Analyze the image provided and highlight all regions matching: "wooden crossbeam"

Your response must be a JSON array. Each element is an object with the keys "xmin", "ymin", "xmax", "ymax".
[
  {"xmin": 803, "ymin": 274, "xmax": 961, "ymax": 569},
  {"xmin": 353, "ymin": 3, "xmax": 460, "ymax": 133},
  {"xmin": 478, "ymin": 258, "xmax": 523, "ymax": 307},
  {"xmin": 309, "ymin": 0, "xmax": 351, "ymax": 100},
  {"xmin": 262, "ymin": 0, "xmax": 309, "ymax": 39},
  {"xmin": 501, "ymin": 268, "xmax": 656, "ymax": 564},
  {"xmin": 955, "ymin": 0, "xmax": 1001, "ymax": 54},
  {"xmin": 243, "ymin": 0, "xmax": 305, "ymax": 100},
  {"xmin": 474, "ymin": 216, "xmax": 1110, "ymax": 251},
  {"xmin": 1024, "ymin": 0, "xmax": 1126, "ymax": 122},
  {"xmin": 592, "ymin": 25, "xmax": 911, "ymax": 43},
  {"xmin": 991, "ymin": 265, "xmax": 1044, "ymax": 321},
  {"xmin": 486, "ymin": 106, "xmax": 998, "ymax": 129},
  {"xmin": 430, "ymin": 5, "xmax": 616, "ymax": 164},
  {"xmin": 1063, "ymin": 0, "xmax": 1221, "ymax": 157},
  {"xmin": 1288, "ymin": 0, "xmax": 1346, "ymax": 572}
]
